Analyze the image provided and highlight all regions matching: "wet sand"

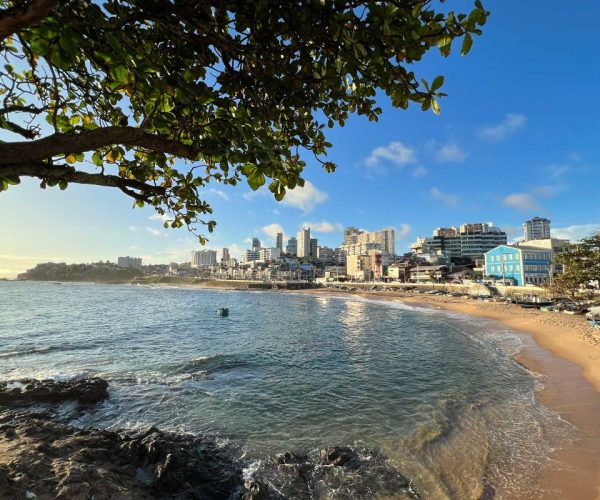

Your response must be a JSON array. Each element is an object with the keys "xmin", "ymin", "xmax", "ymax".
[{"xmin": 293, "ymin": 288, "xmax": 600, "ymax": 499}]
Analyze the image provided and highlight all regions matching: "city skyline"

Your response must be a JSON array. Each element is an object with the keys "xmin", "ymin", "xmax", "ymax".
[{"xmin": 2, "ymin": 2, "xmax": 600, "ymax": 277}]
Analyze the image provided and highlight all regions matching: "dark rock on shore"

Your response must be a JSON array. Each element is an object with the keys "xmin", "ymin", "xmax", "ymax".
[
  {"xmin": 0, "ymin": 378, "xmax": 109, "ymax": 405},
  {"xmin": 0, "ymin": 413, "xmax": 243, "ymax": 499},
  {"xmin": 247, "ymin": 446, "xmax": 417, "ymax": 499},
  {"xmin": 0, "ymin": 378, "xmax": 418, "ymax": 499}
]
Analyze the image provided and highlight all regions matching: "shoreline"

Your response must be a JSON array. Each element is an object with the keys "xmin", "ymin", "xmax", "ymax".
[{"xmin": 289, "ymin": 287, "xmax": 600, "ymax": 499}]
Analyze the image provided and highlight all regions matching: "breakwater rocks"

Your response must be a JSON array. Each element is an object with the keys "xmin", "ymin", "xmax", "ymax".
[{"xmin": 0, "ymin": 378, "xmax": 417, "ymax": 499}]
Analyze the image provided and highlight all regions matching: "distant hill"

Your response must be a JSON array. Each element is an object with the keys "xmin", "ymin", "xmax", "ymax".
[{"xmin": 17, "ymin": 262, "xmax": 143, "ymax": 283}]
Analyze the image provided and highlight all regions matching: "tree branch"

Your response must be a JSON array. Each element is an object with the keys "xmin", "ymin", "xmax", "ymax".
[
  {"xmin": 0, "ymin": 162, "xmax": 167, "ymax": 201},
  {"xmin": 0, "ymin": 0, "xmax": 57, "ymax": 42},
  {"xmin": 0, "ymin": 126, "xmax": 201, "ymax": 164}
]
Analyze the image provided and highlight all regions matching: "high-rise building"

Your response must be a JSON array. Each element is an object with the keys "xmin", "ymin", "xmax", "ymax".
[
  {"xmin": 340, "ymin": 227, "xmax": 396, "ymax": 257},
  {"xmin": 410, "ymin": 222, "xmax": 507, "ymax": 262},
  {"xmin": 275, "ymin": 232, "xmax": 284, "ymax": 251},
  {"xmin": 343, "ymin": 227, "xmax": 362, "ymax": 245},
  {"xmin": 286, "ymin": 237, "xmax": 297, "ymax": 256},
  {"xmin": 191, "ymin": 250, "xmax": 217, "ymax": 267},
  {"xmin": 251, "ymin": 238, "xmax": 261, "ymax": 251},
  {"xmin": 297, "ymin": 227, "xmax": 311, "ymax": 258},
  {"xmin": 221, "ymin": 248, "xmax": 230, "ymax": 262},
  {"xmin": 523, "ymin": 217, "xmax": 551, "ymax": 241},
  {"xmin": 309, "ymin": 238, "xmax": 318, "ymax": 259}
]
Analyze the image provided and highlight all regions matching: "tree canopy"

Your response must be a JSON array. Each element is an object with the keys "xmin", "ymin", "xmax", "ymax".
[
  {"xmin": 0, "ymin": 0, "xmax": 488, "ymax": 241},
  {"xmin": 547, "ymin": 234, "xmax": 600, "ymax": 300}
]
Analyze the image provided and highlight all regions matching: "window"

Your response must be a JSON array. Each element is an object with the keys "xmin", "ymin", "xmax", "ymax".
[
  {"xmin": 508, "ymin": 265, "xmax": 513, "ymax": 271},
  {"xmin": 515, "ymin": 265, "xmax": 520, "ymax": 271}
]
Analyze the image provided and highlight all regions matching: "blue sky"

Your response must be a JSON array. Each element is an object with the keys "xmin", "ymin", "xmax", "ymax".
[{"xmin": 2, "ymin": 1, "xmax": 599, "ymax": 277}]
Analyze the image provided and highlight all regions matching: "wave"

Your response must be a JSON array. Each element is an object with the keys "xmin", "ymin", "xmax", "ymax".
[{"xmin": 0, "ymin": 346, "xmax": 57, "ymax": 359}]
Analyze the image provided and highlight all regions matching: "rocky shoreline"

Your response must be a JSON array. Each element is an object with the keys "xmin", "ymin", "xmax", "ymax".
[{"xmin": 0, "ymin": 378, "xmax": 418, "ymax": 499}]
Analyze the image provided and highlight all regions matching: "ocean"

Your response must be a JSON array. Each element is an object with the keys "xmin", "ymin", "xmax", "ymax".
[{"xmin": 0, "ymin": 281, "xmax": 576, "ymax": 498}]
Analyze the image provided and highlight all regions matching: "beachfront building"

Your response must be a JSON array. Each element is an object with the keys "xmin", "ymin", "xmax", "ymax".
[
  {"xmin": 523, "ymin": 217, "xmax": 551, "ymax": 241},
  {"xmin": 484, "ymin": 245, "xmax": 553, "ymax": 286},
  {"xmin": 191, "ymin": 250, "xmax": 217, "ymax": 268},
  {"xmin": 411, "ymin": 222, "xmax": 507, "ymax": 262},
  {"xmin": 409, "ymin": 265, "xmax": 448, "ymax": 283},
  {"xmin": 117, "ymin": 256, "xmax": 142, "ymax": 269},
  {"xmin": 346, "ymin": 254, "xmax": 371, "ymax": 281}
]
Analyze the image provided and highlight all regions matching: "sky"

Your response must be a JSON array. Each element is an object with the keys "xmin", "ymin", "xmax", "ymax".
[{"xmin": 2, "ymin": 1, "xmax": 600, "ymax": 278}]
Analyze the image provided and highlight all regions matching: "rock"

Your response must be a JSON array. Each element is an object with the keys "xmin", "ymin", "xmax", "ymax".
[
  {"xmin": 0, "ymin": 413, "xmax": 242, "ymax": 499},
  {"xmin": 320, "ymin": 446, "xmax": 359, "ymax": 468},
  {"xmin": 276, "ymin": 451, "xmax": 307, "ymax": 465},
  {"xmin": 0, "ymin": 378, "xmax": 109, "ymax": 405},
  {"xmin": 241, "ymin": 479, "xmax": 271, "ymax": 500}
]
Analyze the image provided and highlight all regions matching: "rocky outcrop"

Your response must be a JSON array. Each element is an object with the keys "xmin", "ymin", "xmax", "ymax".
[
  {"xmin": 0, "ymin": 378, "xmax": 109, "ymax": 405},
  {"xmin": 0, "ymin": 379, "xmax": 417, "ymax": 499},
  {"xmin": 0, "ymin": 414, "xmax": 243, "ymax": 499}
]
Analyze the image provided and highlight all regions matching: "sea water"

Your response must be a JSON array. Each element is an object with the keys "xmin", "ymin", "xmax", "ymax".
[{"xmin": 0, "ymin": 281, "xmax": 575, "ymax": 498}]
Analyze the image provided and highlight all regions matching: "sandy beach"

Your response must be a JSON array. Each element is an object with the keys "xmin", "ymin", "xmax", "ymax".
[{"xmin": 289, "ymin": 287, "xmax": 600, "ymax": 499}]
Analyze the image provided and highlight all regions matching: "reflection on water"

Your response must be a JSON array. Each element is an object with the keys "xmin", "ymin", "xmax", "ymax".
[{"xmin": 0, "ymin": 282, "xmax": 576, "ymax": 499}]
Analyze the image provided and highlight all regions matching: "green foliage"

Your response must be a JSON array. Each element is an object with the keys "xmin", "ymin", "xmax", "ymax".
[
  {"xmin": 0, "ymin": 0, "xmax": 488, "ymax": 240},
  {"xmin": 549, "ymin": 234, "xmax": 600, "ymax": 299}
]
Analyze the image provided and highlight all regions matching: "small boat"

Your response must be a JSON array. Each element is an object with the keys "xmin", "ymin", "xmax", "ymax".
[{"xmin": 218, "ymin": 308, "xmax": 229, "ymax": 317}]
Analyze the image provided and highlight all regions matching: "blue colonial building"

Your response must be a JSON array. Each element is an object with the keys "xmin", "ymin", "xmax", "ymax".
[{"xmin": 484, "ymin": 244, "xmax": 553, "ymax": 286}]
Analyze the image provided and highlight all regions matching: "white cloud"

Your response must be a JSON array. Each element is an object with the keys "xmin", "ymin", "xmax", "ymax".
[
  {"xmin": 552, "ymin": 224, "xmax": 600, "ymax": 242},
  {"xmin": 429, "ymin": 187, "xmax": 460, "ymax": 207},
  {"xmin": 281, "ymin": 180, "xmax": 328, "ymax": 214},
  {"xmin": 242, "ymin": 188, "xmax": 268, "ymax": 201},
  {"xmin": 128, "ymin": 225, "xmax": 138, "ymax": 232},
  {"xmin": 148, "ymin": 213, "xmax": 172, "ymax": 224},
  {"xmin": 396, "ymin": 223, "xmax": 412, "ymax": 239},
  {"xmin": 144, "ymin": 226, "xmax": 163, "ymax": 237},
  {"xmin": 366, "ymin": 141, "xmax": 416, "ymax": 167},
  {"xmin": 479, "ymin": 113, "xmax": 526, "ymax": 143},
  {"xmin": 301, "ymin": 221, "xmax": 343, "ymax": 233},
  {"xmin": 435, "ymin": 142, "xmax": 468, "ymax": 162},
  {"xmin": 209, "ymin": 188, "xmax": 230, "ymax": 201},
  {"xmin": 502, "ymin": 193, "xmax": 540, "ymax": 211},
  {"xmin": 412, "ymin": 166, "xmax": 427, "ymax": 178},
  {"xmin": 261, "ymin": 223, "xmax": 285, "ymax": 242}
]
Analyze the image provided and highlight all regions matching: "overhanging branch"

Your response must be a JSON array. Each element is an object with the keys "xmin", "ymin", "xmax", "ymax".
[
  {"xmin": 0, "ymin": 162, "xmax": 167, "ymax": 201},
  {"xmin": 0, "ymin": 0, "xmax": 57, "ymax": 42},
  {"xmin": 0, "ymin": 126, "xmax": 201, "ymax": 164}
]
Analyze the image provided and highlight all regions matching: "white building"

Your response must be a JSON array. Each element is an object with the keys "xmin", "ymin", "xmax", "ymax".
[
  {"xmin": 523, "ymin": 217, "xmax": 551, "ymax": 241},
  {"xmin": 117, "ymin": 256, "xmax": 142, "ymax": 269},
  {"xmin": 297, "ymin": 227, "xmax": 311, "ymax": 258},
  {"xmin": 259, "ymin": 247, "xmax": 281, "ymax": 262},
  {"xmin": 242, "ymin": 249, "xmax": 260, "ymax": 263},
  {"xmin": 191, "ymin": 250, "xmax": 217, "ymax": 267}
]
